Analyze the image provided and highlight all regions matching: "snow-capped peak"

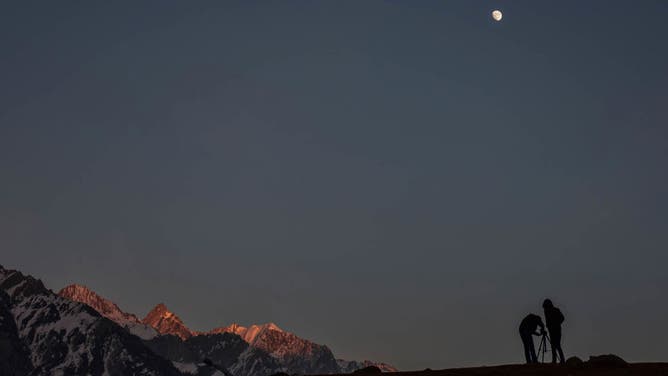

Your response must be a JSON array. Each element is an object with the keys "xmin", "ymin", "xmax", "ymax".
[
  {"xmin": 210, "ymin": 322, "xmax": 283, "ymax": 344},
  {"xmin": 58, "ymin": 283, "xmax": 158, "ymax": 340},
  {"xmin": 1, "ymin": 265, "xmax": 180, "ymax": 375},
  {"xmin": 264, "ymin": 322, "xmax": 282, "ymax": 332},
  {"xmin": 207, "ymin": 321, "xmax": 344, "ymax": 373},
  {"xmin": 58, "ymin": 284, "xmax": 141, "ymax": 325},
  {"xmin": 143, "ymin": 303, "xmax": 192, "ymax": 339}
]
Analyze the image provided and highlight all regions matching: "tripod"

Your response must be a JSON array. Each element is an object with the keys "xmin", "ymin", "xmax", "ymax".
[{"xmin": 535, "ymin": 330, "xmax": 551, "ymax": 363}]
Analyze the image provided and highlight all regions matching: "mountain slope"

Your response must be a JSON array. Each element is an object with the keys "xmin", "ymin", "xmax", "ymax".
[
  {"xmin": 212, "ymin": 323, "xmax": 340, "ymax": 374},
  {"xmin": 143, "ymin": 303, "xmax": 193, "ymax": 340},
  {"xmin": 54, "ymin": 286, "xmax": 287, "ymax": 376},
  {"xmin": 58, "ymin": 284, "xmax": 140, "ymax": 324},
  {"xmin": 14, "ymin": 273, "xmax": 394, "ymax": 376},
  {"xmin": 0, "ymin": 264, "xmax": 183, "ymax": 375},
  {"xmin": 211, "ymin": 323, "xmax": 283, "ymax": 345},
  {"xmin": 144, "ymin": 332, "xmax": 282, "ymax": 376},
  {"xmin": 58, "ymin": 284, "xmax": 158, "ymax": 340},
  {"xmin": 213, "ymin": 323, "xmax": 398, "ymax": 374},
  {"xmin": 0, "ymin": 290, "xmax": 32, "ymax": 376}
]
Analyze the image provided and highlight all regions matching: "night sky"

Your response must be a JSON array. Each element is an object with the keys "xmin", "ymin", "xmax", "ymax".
[{"xmin": 2, "ymin": 1, "xmax": 668, "ymax": 370}]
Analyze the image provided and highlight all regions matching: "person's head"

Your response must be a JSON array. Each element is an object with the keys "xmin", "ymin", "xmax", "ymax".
[{"xmin": 542, "ymin": 299, "xmax": 553, "ymax": 309}]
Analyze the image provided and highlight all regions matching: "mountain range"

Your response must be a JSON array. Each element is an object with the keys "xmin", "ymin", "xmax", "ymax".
[
  {"xmin": 0, "ymin": 265, "xmax": 183, "ymax": 375},
  {"xmin": 0, "ymin": 264, "xmax": 396, "ymax": 376}
]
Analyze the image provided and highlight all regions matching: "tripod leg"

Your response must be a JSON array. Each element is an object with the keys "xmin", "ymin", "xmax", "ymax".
[
  {"xmin": 538, "ymin": 338, "xmax": 545, "ymax": 363},
  {"xmin": 538, "ymin": 335, "xmax": 547, "ymax": 363}
]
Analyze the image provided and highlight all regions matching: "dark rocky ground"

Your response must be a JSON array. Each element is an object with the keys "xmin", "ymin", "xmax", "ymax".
[
  {"xmin": 319, "ymin": 358, "xmax": 668, "ymax": 376},
  {"xmin": 396, "ymin": 363, "xmax": 668, "ymax": 376}
]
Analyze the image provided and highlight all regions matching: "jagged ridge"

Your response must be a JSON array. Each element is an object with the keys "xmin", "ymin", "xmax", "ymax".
[
  {"xmin": 143, "ymin": 303, "xmax": 193, "ymax": 340},
  {"xmin": 58, "ymin": 284, "xmax": 141, "ymax": 325},
  {"xmin": 47, "ymin": 268, "xmax": 398, "ymax": 375},
  {"xmin": 58, "ymin": 284, "xmax": 158, "ymax": 340},
  {"xmin": 0, "ymin": 264, "xmax": 183, "ymax": 375}
]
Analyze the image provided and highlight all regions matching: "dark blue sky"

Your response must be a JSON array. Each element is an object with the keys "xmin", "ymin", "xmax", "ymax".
[{"xmin": 2, "ymin": 1, "xmax": 667, "ymax": 369}]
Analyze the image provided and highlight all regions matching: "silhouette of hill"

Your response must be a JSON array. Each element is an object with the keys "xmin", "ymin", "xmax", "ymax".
[{"xmin": 319, "ymin": 362, "xmax": 668, "ymax": 376}]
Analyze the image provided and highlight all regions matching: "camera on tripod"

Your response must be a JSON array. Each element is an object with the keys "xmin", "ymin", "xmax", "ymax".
[{"xmin": 536, "ymin": 329, "xmax": 551, "ymax": 362}]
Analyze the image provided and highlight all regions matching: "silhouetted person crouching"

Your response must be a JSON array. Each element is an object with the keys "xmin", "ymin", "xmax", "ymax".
[
  {"xmin": 543, "ymin": 299, "xmax": 565, "ymax": 364},
  {"xmin": 519, "ymin": 313, "xmax": 545, "ymax": 364}
]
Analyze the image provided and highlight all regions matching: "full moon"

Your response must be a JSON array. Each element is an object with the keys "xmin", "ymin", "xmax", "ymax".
[{"xmin": 492, "ymin": 10, "xmax": 503, "ymax": 22}]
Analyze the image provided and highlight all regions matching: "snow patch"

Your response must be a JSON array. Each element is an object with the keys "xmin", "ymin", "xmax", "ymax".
[
  {"xmin": 173, "ymin": 361, "xmax": 198, "ymax": 374},
  {"xmin": 127, "ymin": 322, "xmax": 159, "ymax": 340}
]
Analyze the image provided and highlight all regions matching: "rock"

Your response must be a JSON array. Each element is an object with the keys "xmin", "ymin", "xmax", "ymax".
[
  {"xmin": 270, "ymin": 373, "xmax": 290, "ymax": 376},
  {"xmin": 587, "ymin": 354, "xmax": 628, "ymax": 368},
  {"xmin": 0, "ymin": 291, "xmax": 32, "ymax": 376},
  {"xmin": 354, "ymin": 366, "xmax": 383, "ymax": 374},
  {"xmin": 566, "ymin": 356, "xmax": 584, "ymax": 367}
]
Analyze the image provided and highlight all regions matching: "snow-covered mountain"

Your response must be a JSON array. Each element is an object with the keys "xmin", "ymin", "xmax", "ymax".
[
  {"xmin": 0, "ymin": 289, "xmax": 32, "ymax": 375},
  {"xmin": 58, "ymin": 284, "xmax": 140, "ymax": 324},
  {"xmin": 211, "ymin": 323, "xmax": 340, "ymax": 374},
  {"xmin": 209, "ymin": 322, "xmax": 283, "ymax": 345},
  {"xmin": 6, "ymin": 264, "xmax": 397, "ymax": 376},
  {"xmin": 143, "ymin": 303, "xmax": 193, "ymax": 340},
  {"xmin": 210, "ymin": 323, "xmax": 397, "ymax": 374},
  {"xmin": 0, "ymin": 264, "xmax": 183, "ymax": 375},
  {"xmin": 211, "ymin": 323, "xmax": 283, "ymax": 344},
  {"xmin": 144, "ymin": 332, "xmax": 281, "ymax": 376},
  {"xmin": 58, "ymin": 284, "xmax": 158, "ymax": 340}
]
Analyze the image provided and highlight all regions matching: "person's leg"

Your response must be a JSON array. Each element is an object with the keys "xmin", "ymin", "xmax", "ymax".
[
  {"xmin": 550, "ymin": 333, "xmax": 557, "ymax": 363},
  {"xmin": 555, "ymin": 331, "xmax": 565, "ymax": 363},
  {"xmin": 521, "ymin": 332, "xmax": 532, "ymax": 364},
  {"xmin": 557, "ymin": 344, "xmax": 565, "ymax": 364},
  {"xmin": 550, "ymin": 329, "xmax": 564, "ymax": 363},
  {"xmin": 528, "ymin": 335, "xmax": 537, "ymax": 363}
]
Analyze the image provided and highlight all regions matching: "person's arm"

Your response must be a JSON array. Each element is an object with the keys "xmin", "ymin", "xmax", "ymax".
[{"xmin": 534, "ymin": 318, "xmax": 545, "ymax": 336}]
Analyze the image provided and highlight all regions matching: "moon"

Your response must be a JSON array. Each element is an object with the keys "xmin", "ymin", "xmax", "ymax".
[{"xmin": 492, "ymin": 10, "xmax": 503, "ymax": 22}]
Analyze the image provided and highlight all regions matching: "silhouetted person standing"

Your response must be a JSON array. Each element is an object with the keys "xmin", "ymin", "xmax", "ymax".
[
  {"xmin": 519, "ymin": 313, "xmax": 545, "ymax": 364},
  {"xmin": 543, "ymin": 299, "xmax": 565, "ymax": 364}
]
